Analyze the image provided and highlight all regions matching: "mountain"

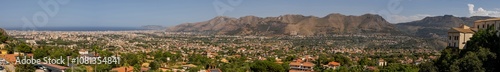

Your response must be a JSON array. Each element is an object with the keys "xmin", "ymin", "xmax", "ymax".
[
  {"xmin": 0, "ymin": 28, "xmax": 6, "ymax": 36},
  {"xmin": 167, "ymin": 13, "xmax": 399, "ymax": 36},
  {"xmin": 396, "ymin": 15, "xmax": 493, "ymax": 38},
  {"xmin": 0, "ymin": 28, "xmax": 9, "ymax": 43}
]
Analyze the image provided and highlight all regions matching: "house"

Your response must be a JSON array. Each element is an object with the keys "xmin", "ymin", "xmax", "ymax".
[
  {"xmin": 37, "ymin": 63, "xmax": 69, "ymax": 72},
  {"xmin": 78, "ymin": 49, "xmax": 88, "ymax": 55},
  {"xmin": 447, "ymin": 25, "xmax": 475, "ymax": 49},
  {"xmin": 206, "ymin": 65, "xmax": 222, "ymax": 72},
  {"xmin": 378, "ymin": 59, "xmax": 387, "ymax": 66},
  {"xmin": 325, "ymin": 61, "xmax": 341, "ymax": 69},
  {"xmin": 0, "ymin": 54, "xmax": 18, "ymax": 65},
  {"xmin": 448, "ymin": 18, "xmax": 500, "ymax": 49},
  {"xmin": 366, "ymin": 66, "xmax": 378, "ymax": 71},
  {"xmin": 0, "ymin": 50, "xmax": 7, "ymax": 55},
  {"xmin": 474, "ymin": 18, "xmax": 500, "ymax": 35},
  {"xmin": 207, "ymin": 68, "xmax": 222, "ymax": 72},
  {"xmin": 110, "ymin": 66, "xmax": 134, "ymax": 72},
  {"xmin": 289, "ymin": 58, "xmax": 315, "ymax": 72},
  {"xmin": 141, "ymin": 67, "xmax": 150, "ymax": 72}
]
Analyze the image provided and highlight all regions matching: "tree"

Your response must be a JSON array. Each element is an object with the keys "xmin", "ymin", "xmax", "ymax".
[
  {"xmin": 380, "ymin": 63, "xmax": 419, "ymax": 72},
  {"xmin": 418, "ymin": 61, "xmax": 437, "ymax": 72},
  {"xmin": 16, "ymin": 64, "xmax": 35, "ymax": 72},
  {"xmin": 359, "ymin": 57, "xmax": 376, "ymax": 66},
  {"xmin": 16, "ymin": 43, "xmax": 32, "ymax": 53},
  {"xmin": 0, "ymin": 33, "xmax": 8, "ymax": 43},
  {"xmin": 149, "ymin": 61, "xmax": 160, "ymax": 70},
  {"xmin": 250, "ymin": 60, "xmax": 285, "ymax": 72},
  {"xmin": 6, "ymin": 43, "xmax": 14, "ymax": 54},
  {"xmin": 434, "ymin": 27, "xmax": 500, "ymax": 72},
  {"xmin": 95, "ymin": 64, "xmax": 112, "ymax": 72},
  {"xmin": 33, "ymin": 47, "xmax": 49, "ymax": 59}
]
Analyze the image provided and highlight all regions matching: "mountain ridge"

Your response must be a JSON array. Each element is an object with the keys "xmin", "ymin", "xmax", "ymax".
[
  {"xmin": 395, "ymin": 15, "xmax": 493, "ymax": 38},
  {"xmin": 167, "ymin": 13, "xmax": 399, "ymax": 36}
]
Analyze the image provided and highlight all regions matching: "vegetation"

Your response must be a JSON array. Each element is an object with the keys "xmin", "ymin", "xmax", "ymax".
[
  {"xmin": 427, "ymin": 27, "xmax": 500, "ymax": 72},
  {"xmin": 250, "ymin": 60, "xmax": 285, "ymax": 72}
]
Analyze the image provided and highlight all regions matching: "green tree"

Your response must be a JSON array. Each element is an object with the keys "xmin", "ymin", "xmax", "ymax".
[
  {"xmin": 16, "ymin": 43, "xmax": 32, "ymax": 53},
  {"xmin": 15, "ymin": 64, "xmax": 35, "ymax": 72},
  {"xmin": 0, "ymin": 32, "xmax": 8, "ymax": 43},
  {"xmin": 250, "ymin": 60, "xmax": 285, "ymax": 72},
  {"xmin": 94, "ymin": 64, "xmax": 112, "ymax": 72},
  {"xmin": 149, "ymin": 61, "xmax": 160, "ymax": 70},
  {"xmin": 380, "ymin": 63, "xmax": 419, "ymax": 72},
  {"xmin": 418, "ymin": 61, "xmax": 437, "ymax": 72},
  {"xmin": 434, "ymin": 27, "xmax": 499, "ymax": 72},
  {"xmin": 33, "ymin": 47, "xmax": 49, "ymax": 59},
  {"xmin": 359, "ymin": 57, "xmax": 376, "ymax": 66}
]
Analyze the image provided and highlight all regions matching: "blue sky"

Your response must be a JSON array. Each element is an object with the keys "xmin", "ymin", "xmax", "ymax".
[{"xmin": 1, "ymin": 0, "xmax": 499, "ymax": 28}]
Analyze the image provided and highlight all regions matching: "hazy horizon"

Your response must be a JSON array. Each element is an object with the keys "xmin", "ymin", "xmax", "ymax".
[{"xmin": 1, "ymin": 0, "xmax": 499, "ymax": 28}]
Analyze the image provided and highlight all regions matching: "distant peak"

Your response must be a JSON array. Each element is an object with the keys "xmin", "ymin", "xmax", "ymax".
[
  {"xmin": 361, "ymin": 13, "xmax": 382, "ymax": 17},
  {"xmin": 324, "ymin": 13, "xmax": 345, "ymax": 17},
  {"xmin": 211, "ymin": 16, "xmax": 236, "ymax": 21},
  {"xmin": 239, "ymin": 15, "xmax": 260, "ymax": 19},
  {"xmin": 443, "ymin": 15, "xmax": 454, "ymax": 17},
  {"xmin": 214, "ymin": 16, "xmax": 233, "ymax": 19}
]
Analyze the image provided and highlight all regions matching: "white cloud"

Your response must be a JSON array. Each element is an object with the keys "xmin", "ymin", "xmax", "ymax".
[
  {"xmin": 387, "ymin": 14, "xmax": 432, "ymax": 23},
  {"xmin": 468, "ymin": 4, "xmax": 500, "ymax": 17}
]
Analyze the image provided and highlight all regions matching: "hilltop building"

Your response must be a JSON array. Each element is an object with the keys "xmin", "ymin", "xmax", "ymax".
[
  {"xmin": 447, "ymin": 18, "xmax": 500, "ymax": 49},
  {"xmin": 447, "ymin": 25, "xmax": 475, "ymax": 49},
  {"xmin": 474, "ymin": 18, "xmax": 500, "ymax": 35}
]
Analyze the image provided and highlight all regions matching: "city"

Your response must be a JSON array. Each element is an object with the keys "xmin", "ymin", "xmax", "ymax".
[{"xmin": 1, "ymin": 0, "xmax": 500, "ymax": 72}]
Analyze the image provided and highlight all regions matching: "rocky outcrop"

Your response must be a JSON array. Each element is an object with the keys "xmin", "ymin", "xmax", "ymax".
[{"xmin": 167, "ymin": 13, "xmax": 399, "ymax": 36}]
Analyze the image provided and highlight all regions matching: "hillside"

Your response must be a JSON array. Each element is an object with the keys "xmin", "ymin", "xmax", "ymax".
[
  {"xmin": 1, "ymin": 28, "xmax": 9, "ymax": 43},
  {"xmin": 396, "ymin": 15, "xmax": 493, "ymax": 38},
  {"xmin": 167, "ymin": 13, "xmax": 400, "ymax": 36},
  {"xmin": 0, "ymin": 28, "xmax": 6, "ymax": 36}
]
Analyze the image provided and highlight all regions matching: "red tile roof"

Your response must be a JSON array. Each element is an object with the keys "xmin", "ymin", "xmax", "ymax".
[
  {"xmin": 0, "ymin": 54, "xmax": 18, "ymax": 64},
  {"xmin": 111, "ymin": 66, "xmax": 134, "ymax": 72},
  {"xmin": 328, "ymin": 61, "xmax": 340, "ymax": 66}
]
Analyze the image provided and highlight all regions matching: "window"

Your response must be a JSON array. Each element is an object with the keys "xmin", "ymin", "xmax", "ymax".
[
  {"xmin": 449, "ymin": 36, "xmax": 452, "ymax": 40},
  {"xmin": 455, "ymin": 36, "xmax": 459, "ymax": 40},
  {"xmin": 454, "ymin": 43, "xmax": 457, "ymax": 47}
]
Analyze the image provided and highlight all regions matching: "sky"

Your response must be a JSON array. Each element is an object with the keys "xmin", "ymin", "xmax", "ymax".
[{"xmin": 0, "ymin": 0, "xmax": 499, "ymax": 28}]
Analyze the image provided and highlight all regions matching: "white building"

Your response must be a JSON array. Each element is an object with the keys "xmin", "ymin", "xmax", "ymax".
[
  {"xmin": 474, "ymin": 18, "xmax": 500, "ymax": 35},
  {"xmin": 447, "ymin": 18, "xmax": 500, "ymax": 49},
  {"xmin": 447, "ymin": 25, "xmax": 474, "ymax": 49}
]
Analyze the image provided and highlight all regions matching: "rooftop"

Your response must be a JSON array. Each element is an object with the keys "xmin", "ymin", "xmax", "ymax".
[
  {"xmin": 449, "ymin": 25, "xmax": 475, "ymax": 33},
  {"xmin": 475, "ymin": 18, "xmax": 500, "ymax": 22}
]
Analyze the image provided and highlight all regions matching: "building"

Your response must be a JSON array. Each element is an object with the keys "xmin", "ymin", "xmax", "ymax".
[
  {"xmin": 474, "ymin": 18, "xmax": 500, "ymax": 35},
  {"xmin": 325, "ymin": 61, "xmax": 341, "ymax": 69},
  {"xmin": 378, "ymin": 59, "xmax": 387, "ymax": 66},
  {"xmin": 0, "ymin": 54, "xmax": 18, "ymax": 65},
  {"xmin": 110, "ymin": 66, "xmax": 134, "ymax": 72},
  {"xmin": 448, "ymin": 25, "xmax": 475, "ymax": 49},
  {"xmin": 447, "ymin": 18, "xmax": 500, "ymax": 49},
  {"xmin": 36, "ymin": 63, "xmax": 69, "ymax": 72},
  {"xmin": 289, "ymin": 58, "xmax": 315, "ymax": 72}
]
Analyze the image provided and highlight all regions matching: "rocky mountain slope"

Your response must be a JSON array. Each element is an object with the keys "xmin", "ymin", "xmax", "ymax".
[
  {"xmin": 167, "ymin": 13, "xmax": 399, "ymax": 36},
  {"xmin": 396, "ymin": 15, "xmax": 492, "ymax": 38},
  {"xmin": 0, "ymin": 28, "xmax": 6, "ymax": 36}
]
